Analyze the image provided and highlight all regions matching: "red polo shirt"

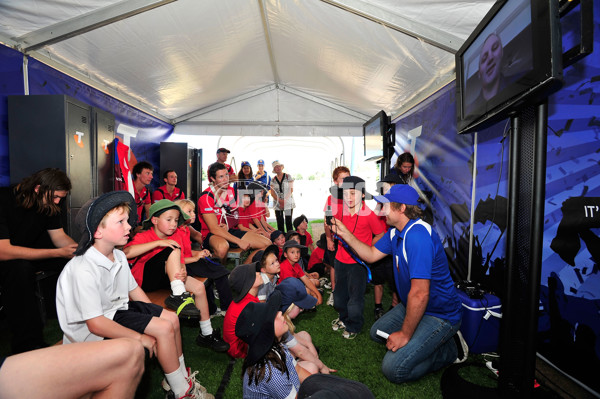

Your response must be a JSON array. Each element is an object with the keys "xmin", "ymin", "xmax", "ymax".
[
  {"xmin": 334, "ymin": 202, "xmax": 386, "ymax": 264},
  {"xmin": 223, "ymin": 293, "xmax": 259, "ymax": 358}
]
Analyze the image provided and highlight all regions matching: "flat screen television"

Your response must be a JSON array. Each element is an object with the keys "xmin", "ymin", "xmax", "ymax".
[
  {"xmin": 456, "ymin": 0, "xmax": 563, "ymax": 134},
  {"xmin": 363, "ymin": 110, "xmax": 388, "ymax": 161}
]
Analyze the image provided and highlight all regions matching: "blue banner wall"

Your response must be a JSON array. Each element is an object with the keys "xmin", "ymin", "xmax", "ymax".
[
  {"xmin": 393, "ymin": 9, "xmax": 600, "ymax": 392},
  {"xmin": 0, "ymin": 45, "xmax": 173, "ymax": 189},
  {"xmin": 0, "ymin": 46, "xmax": 26, "ymax": 186},
  {"xmin": 392, "ymin": 85, "xmax": 474, "ymax": 281}
]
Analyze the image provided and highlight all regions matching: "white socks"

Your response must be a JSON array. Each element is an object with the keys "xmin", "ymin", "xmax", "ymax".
[
  {"xmin": 200, "ymin": 319, "xmax": 213, "ymax": 336},
  {"xmin": 170, "ymin": 280, "xmax": 186, "ymax": 296},
  {"xmin": 165, "ymin": 368, "xmax": 188, "ymax": 397}
]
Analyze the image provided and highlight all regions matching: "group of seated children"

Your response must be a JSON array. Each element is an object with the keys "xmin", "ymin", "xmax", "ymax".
[
  {"xmin": 56, "ymin": 192, "xmax": 228, "ymax": 399},
  {"xmin": 52, "ymin": 181, "xmax": 335, "ymax": 398}
]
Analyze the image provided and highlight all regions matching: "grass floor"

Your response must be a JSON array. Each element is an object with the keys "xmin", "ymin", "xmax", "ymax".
[
  {"xmin": 0, "ymin": 277, "xmax": 500, "ymax": 399},
  {"xmin": 0, "ymin": 221, "xmax": 507, "ymax": 398}
]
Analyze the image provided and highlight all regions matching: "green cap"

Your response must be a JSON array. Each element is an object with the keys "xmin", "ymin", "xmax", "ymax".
[{"xmin": 142, "ymin": 199, "xmax": 189, "ymax": 229}]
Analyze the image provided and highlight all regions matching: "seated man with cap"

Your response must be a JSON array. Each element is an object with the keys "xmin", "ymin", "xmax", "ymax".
[
  {"xmin": 331, "ymin": 184, "xmax": 467, "ymax": 383},
  {"xmin": 280, "ymin": 240, "xmax": 322, "ymax": 305},
  {"xmin": 275, "ymin": 277, "xmax": 336, "ymax": 374}
]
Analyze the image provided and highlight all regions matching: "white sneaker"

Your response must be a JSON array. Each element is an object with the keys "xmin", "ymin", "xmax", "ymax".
[
  {"xmin": 453, "ymin": 330, "xmax": 469, "ymax": 363},
  {"xmin": 331, "ymin": 318, "xmax": 345, "ymax": 331},
  {"xmin": 327, "ymin": 292, "xmax": 334, "ymax": 306},
  {"xmin": 209, "ymin": 308, "xmax": 226, "ymax": 319}
]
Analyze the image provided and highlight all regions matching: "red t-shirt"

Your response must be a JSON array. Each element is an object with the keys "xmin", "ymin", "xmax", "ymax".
[
  {"xmin": 178, "ymin": 225, "xmax": 193, "ymax": 258},
  {"xmin": 278, "ymin": 258, "xmax": 305, "ymax": 283},
  {"xmin": 237, "ymin": 202, "xmax": 257, "ymax": 228},
  {"xmin": 125, "ymin": 228, "xmax": 186, "ymax": 286},
  {"xmin": 134, "ymin": 185, "xmax": 151, "ymax": 222},
  {"xmin": 334, "ymin": 202, "xmax": 386, "ymax": 264},
  {"xmin": 299, "ymin": 230, "xmax": 313, "ymax": 247},
  {"xmin": 152, "ymin": 185, "xmax": 185, "ymax": 203},
  {"xmin": 308, "ymin": 247, "xmax": 325, "ymax": 270},
  {"xmin": 323, "ymin": 194, "xmax": 343, "ymax": 215},
  {"xmin": 223, "ymin": 293, "xmax": 259, "ymax": 358},
  {"xmin": 197, "ymin": 186, "xmax": 239, "ymax": 239}
]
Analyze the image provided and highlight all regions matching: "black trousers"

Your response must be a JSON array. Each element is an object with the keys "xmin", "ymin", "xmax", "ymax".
[
  {"xmin": 0, "ymin": 258, "xmax": 66, "ymax": 354},
  {"xmin": 275, "ymin": 209, "xmax": 293, "ymax": 233}
]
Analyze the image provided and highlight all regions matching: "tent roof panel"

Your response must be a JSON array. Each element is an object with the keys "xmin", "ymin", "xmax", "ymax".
[{"xmin": 0, "ymin": 0, "xmax": 496, "ymax": 126}]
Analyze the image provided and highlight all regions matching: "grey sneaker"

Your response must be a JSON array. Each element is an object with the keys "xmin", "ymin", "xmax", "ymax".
[{"xmin": 331, "ymin": 318, "xmax": 345, "ymax": 331}]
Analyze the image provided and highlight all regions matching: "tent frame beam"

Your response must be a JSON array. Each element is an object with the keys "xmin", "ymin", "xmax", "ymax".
[
  {"xmin": 319, "ymin": 0, "xmax": 462, "ymax": 53},
  {"xmin": 15, "ymin": 0, "xmax": 177, "ymax": 52},
  {"xmin": 173, "ymin": 84, "xmax": 368, "ymax": 125}
]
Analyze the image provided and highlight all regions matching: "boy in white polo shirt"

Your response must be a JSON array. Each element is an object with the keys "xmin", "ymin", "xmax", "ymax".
[{"xmin": 56, "ymin": 191, "xmax": 212, "ymax": 399}]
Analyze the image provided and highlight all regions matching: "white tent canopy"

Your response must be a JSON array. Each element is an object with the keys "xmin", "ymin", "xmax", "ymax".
[{"xmin": 0, "ymin": 0, "xmax": 494, "ymax": 136}]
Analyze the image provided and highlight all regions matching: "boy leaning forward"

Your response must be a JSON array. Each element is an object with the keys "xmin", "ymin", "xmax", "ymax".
[{"xmin": 56, "ymin": 191, "xmax": 213, "ymax": 399}]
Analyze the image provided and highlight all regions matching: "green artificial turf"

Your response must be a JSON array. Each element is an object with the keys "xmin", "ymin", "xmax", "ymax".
[{"xmin": 0, "ymin": 222, "xmax": 502, "ymax": 398}]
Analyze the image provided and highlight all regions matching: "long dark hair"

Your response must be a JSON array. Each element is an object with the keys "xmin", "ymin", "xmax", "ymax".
[
  {"xmin": 394, "ymin": 152, "xmax": 415, "ymax": 174},
  {"xmin": 238, "ymin": 164, "xmax": 253, "ymax": 181},
  {"xmin": 15, "ymin": 168, "xmax": 71, "ymax": 216},
  {"xmin": 243, "ymin": 342, "xmax": 290, "ymax": 386}
]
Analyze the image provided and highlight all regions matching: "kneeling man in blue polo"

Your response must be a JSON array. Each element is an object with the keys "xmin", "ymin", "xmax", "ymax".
[{"xmin": 331, "ymin": 184, "xmax": 467, "ymax": 383}]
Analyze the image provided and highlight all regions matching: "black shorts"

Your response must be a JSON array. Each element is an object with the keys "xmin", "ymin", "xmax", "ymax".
[
  {"xmin": 307, "ymin": 262, "xmax": 327, "ymax": 277},
  {"xmin": 206, "ymin": 228, "xmax": 246, "ymax": 249},
  {"xmin": 113, "ymin": 301, "xmax": 164, "ymax": 334},
  {"xmin": 141, "ymin": 247, "xmax": 173, "ymax": 292},
  {"xmin": 370, "ymin": 255, "xmax": 394, "ymax": 285}
]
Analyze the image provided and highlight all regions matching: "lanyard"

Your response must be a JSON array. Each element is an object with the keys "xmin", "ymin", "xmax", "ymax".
[{"xmin": 333, "ymin": 233, "xmax": 372, "ymax": 283}]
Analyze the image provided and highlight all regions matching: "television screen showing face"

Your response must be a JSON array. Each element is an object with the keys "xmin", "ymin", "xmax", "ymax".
[
  {"xmin": 364, "ymin": 115, "xmax": 384, "ymax": 161},
  {"xmin": 456, "ymin": 0, "xmax": 563, "ymax": 134},
  {"xmin": 463, "ymin": 1, "xmax": 533, "ymax": 118}
]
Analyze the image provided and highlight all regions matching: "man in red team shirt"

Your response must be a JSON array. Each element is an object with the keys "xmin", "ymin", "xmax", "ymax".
[{"xmin": 197, "ymin": 163, "xmax": 269, "ymax": 262}]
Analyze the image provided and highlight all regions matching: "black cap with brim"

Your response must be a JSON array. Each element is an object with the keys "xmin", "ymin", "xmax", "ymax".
[
  {"xmin": 235, "ymin": 291, "xmax": 282, "ymax": 365},
  {"xmin": 75, "ymin": 191, "xmax": 138, "ymax": 256},
  {"xmin": 254, "ymin": 244, "xmax": 279, "ymax": 265},
  {"xmin": 298, "ymin": 374, "xmax": 375, "ymax": 399},
  {"xmin": 283, "ymin": 240, "xmax": 306, "ymax": 251},
  {"xmin": 229, "ymin": 263, "xmax": 258, "ymax": 302}
]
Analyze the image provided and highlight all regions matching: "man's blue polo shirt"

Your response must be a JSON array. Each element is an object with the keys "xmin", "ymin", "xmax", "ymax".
[{"xmin": 375, "ymin": 219, "xmax": 462, "ymax": 324}]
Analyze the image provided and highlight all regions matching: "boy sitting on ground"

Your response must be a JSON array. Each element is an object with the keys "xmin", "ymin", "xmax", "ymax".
[
  {"xmin": 123, "ymin": 199, "xmax": 229, "ymax": 352},
  {"xmin": 285, "ymin": 232, "xmax": 322, "ymax": 285},
  {"xmin": 222, "ymin": 263, "xmax": 263, "ymax": 359},
  {"xmin": 279, "ymin": 240, "xmax": 322, "ymax": 305},
  {"xmin": 56, "ymin": 191, "xmax": 212, "ymax": 399},
  {"xmin": 270, "ymin": 230, "xmax": 285, "ymax": 260},
  {"xmin": 253, "ymin": 245, "xmax": 281, "ymax": 301},
  {"xmin": 175, "ymin": 199, "xmax": 233, "ymax": 317}
]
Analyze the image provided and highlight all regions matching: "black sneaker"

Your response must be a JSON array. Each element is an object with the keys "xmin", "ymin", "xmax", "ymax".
[
  {"xmin": 374, "ymin": 306, "xmax": 384, "ymax": 320},
  {"xmin": 165, "ymin": 292, "xmax": 200, "ymax": 318},
  {"xmin": 196, "ymin": 328, "xmax": 230, "ymax": 352}
]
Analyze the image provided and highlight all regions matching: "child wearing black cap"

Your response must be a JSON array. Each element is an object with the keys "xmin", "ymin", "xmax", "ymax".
[
  {"xmin": 329, "ymin": 175, "xmax": 386, "ymax": 340},
  {"xmin": 236, "ymin": 291, "xmax": 312, "ymax": 398},
  {"xmin": 123, "ymin": 199, "xmax": 229, "ymax": 353},
  {"xmin": 280, "ymin": 240, "xmax": 322, "ymax": 305},
  {"xmin": 56, "ymin": 192, "xmax": 211, "ymax": 399}
]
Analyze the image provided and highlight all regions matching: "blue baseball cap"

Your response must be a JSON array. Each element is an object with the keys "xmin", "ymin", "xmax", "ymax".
[
  {"xmin": 373, "ymin": 184, "xmax": 420, "ymax": 205},
  {"xmin": 241, "ymin": 161, "xmax": 250, "ymax": 167},
  {"xmin": 257, "ymin": 159, "xmax": 265, "ymax": 165}
]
